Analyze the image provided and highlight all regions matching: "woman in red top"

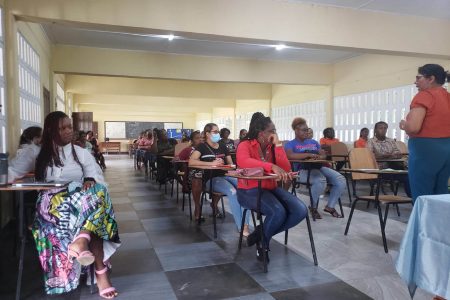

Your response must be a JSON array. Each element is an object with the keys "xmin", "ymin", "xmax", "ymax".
[
  {"xmin": 236, "ymin": 113, "xmax": 308, "ymax": 262},
  {"xmin": 354, "ymin": 127, "xmax": 369, "ymax": 148},
  {"xmin": 400, "ymin": 64, "xmax": 450, "ymax": 203}
]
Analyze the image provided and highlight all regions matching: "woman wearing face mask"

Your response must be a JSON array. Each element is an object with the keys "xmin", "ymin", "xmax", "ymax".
[
  {"xmin": 189, "ymin": 123, "xmax": 250, "ymax": 236},
  {"xmin": 236, "ymin": 113, "xmax": 308, "ymax": 262},
  {"xmin": 8, "ymin": 126, "xmax": 42, "ymax": 182}
]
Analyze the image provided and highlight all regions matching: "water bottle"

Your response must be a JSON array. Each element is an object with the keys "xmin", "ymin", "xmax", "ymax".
[{"xmin": 0, "ymin": 153, "xmax": 8, "ymax": 186}]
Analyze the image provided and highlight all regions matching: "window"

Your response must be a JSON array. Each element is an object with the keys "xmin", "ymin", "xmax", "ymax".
[
  {"xmin": 271, "ymin": 100, "xmax": 326, "ymax": 141},
  {"xmin": 235, "ymin": 110, "xmax": 268, "ymax": 139},
  {"xmin": 0, "ymin": 8, "xmax": 6, "ymax": 153},
  {"xmin": 17, "ymin": 32, "xmax": 41, "ymax": 130},
  {"xmin": 56, "ymin": 82, "xmax": 65, "ymax": 112},
  {"xmin": 334, "ymin": 84, "xmax": 416, "ymax": 143}
]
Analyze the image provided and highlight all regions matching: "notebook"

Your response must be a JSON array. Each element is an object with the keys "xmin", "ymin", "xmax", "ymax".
[{"xmin": 12, "ymin": 178, "xmax": 70, "ymax": 187}]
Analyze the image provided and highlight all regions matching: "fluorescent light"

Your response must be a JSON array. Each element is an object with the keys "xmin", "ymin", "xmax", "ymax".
[
  {"xmin": 275, "ymin": 44, "xmax": 286, "ymax": 51},
  {"xmin": 167, "ymin": 34, "xmax": 175, "ymax": 41}
]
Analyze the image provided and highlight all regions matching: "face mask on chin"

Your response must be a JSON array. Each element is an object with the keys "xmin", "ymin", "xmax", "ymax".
[{"xmin": 211, "ymin": 133, "xmax": 221, "ymax": 143}]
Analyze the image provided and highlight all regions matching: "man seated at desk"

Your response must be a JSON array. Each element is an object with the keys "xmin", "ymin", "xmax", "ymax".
[{"xmin": 367, "ymin": 121, "xmax": 411, "ymax": 197}]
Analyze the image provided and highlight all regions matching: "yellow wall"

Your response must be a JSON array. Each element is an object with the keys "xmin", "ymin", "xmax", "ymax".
[
  {"xmin": 235, "ymin": 99, "xmax": 270, "ymax": 114},
  {"xmin": 55, "ymin": 46, "xmax": 333, "ymax": 85},
  {"xmin": 333, "ymin": 54, "xmax": 450, "ymax": 97}
]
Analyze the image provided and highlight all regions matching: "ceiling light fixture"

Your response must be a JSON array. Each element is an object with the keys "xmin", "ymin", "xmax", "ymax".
[
  {"xmin": 166, "ymin": 34, "xmax": 175, "ymax": 41},
  {"xmin": 275, "ymin": 44, "xmax": 286, "ymax": 51}
]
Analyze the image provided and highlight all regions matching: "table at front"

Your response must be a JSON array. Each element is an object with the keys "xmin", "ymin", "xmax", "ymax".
[
  {"xmin": 396, "ymin": 194, "xmax": 450, "ymax": 299},
  {"xmin": 0, "ymin": 184, "xmax": 60, "ymax": 300},
  {"xmin": 188, "ymin": 165, "xmax": 236, "ymax": 238}
]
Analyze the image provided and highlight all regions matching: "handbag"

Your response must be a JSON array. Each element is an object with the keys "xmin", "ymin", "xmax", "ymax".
[{"xmin": 228, "ymin": 167, "xmax": 264, "ymax": 177}]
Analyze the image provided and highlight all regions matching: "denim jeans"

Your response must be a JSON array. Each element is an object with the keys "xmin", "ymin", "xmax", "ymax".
[
  {"xmin": 237, "ymin": 187, "xmax": 308, "ymax": 248},
  {"xmin": 206, "ymin": 176, "xmax": 250, "ymax": 231},
  {"xmin": 298, "ymin": 167, "xmax": 346, "ymax": 209}
]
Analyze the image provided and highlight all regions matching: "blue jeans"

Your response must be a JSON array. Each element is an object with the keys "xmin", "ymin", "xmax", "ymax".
[
  {"xmin": 408, "ymin": 137, "xmax": 450, "ymax": 202},
  {"xmin": 206, "ymin": 176, "xmax": 250, "ymax": 231},
  {"xmin": 237, "ymin": 187, "xmax": 308, "ymax": 248},
  {"xmin": 298, "ymin": 167, "xmax": 346, "ymax": 209}
]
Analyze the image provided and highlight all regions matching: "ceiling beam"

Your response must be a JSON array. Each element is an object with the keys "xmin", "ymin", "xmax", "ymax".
[{"xmin": 11, "ymin": 0, "xmax": 450, "ymax": 58}]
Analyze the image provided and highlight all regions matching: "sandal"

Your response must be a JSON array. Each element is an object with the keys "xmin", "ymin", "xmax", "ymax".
[
  {"xmin": 95, "ymin": 266, "xmax": 118, "ymax": 299},
  {"xmin": 323, "ymin": 206, "xmax": 343, "ymax": 218},
  {"xmin": 68, "ymin": 233, "xmax": 95, "ymax": 266},
  {"xmin": 309, "ymin": 207, "xmax": 322, "ymax": 219}
]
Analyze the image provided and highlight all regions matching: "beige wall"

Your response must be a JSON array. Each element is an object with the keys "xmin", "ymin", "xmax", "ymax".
[
  {"xmin": 333, "ymin": 54, "xmax": 450, "ymax": 97},
  {"xmin": 54, "ymin": 46, "xmax": 333, "ymax": 85}
]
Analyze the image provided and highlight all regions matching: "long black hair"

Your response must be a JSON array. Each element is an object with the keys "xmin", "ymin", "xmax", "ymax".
[
  {"xmin": 246, "ymin": 112, "xmax": 272, "ymax": 141},
  {"xmin": 35, "ymin": 111, "xmax": 83, "ymax": 181},
  {"xmin": 19, "ymin": 126, "xmax": 42, "ymax": 146}
]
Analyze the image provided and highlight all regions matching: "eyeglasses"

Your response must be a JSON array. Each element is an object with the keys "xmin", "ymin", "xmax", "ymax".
[{"xmin": 415, "ymin": 75, "xmax": 425, "ymax": 81}]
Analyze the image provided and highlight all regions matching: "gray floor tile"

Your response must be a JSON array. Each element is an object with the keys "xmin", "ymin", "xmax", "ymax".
[
  {"xmin": 141, "ymin": 216, "xmax": 191, "ymax": 232},
  {"xmin": 225, "ymin": 293, "xmax": 275, "ymax": 300},
  {"xmin": 146, "ymin": 226, "xmax": 211, "ymax": 247},
  {"xmin": 166, "ymin": 263, "xmax": 264, "ymax": 300},
  {"xmin": 115, "ymin": 210, "xmax": 139, "ymax": 221},
  {"xmin": 112, "ymin": 203, "xmax": 135, "ymax": 212},
  {"xmin": 79, "ymin": 272, "xmax": 176, "ymax": 300},
  {"xmin": 110, "ymin": 248, "xmax": 163, "ymax": 276},
  {"xmin": 136, "ymin": 207, "xmax": 185, "ymax": 219},
  {"xmin": 271, "ymin": 281, "xmax": 372, "ymax": 300},
  {"xmin": 117, "ymin": 220, "xmax": 144, "ymax": 233},
  {"xmin": 132, "ymin": 200, "xmax": 177, "ymax": 210},
  {"xmin": 155, "ymin": 241, "xmax": 232, "ymax": 271},
  {"xmin": 117, "ymin": 232, "xmax": 152, "ymax": 251}
]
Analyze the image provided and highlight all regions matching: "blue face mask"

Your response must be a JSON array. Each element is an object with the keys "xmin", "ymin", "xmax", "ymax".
[{"xmin": 211, "ymin": 133, "xmax": 221, "ymax": 143}]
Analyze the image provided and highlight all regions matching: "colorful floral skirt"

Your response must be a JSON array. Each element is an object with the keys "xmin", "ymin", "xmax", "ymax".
[{"xmin": 32, "ymin": 182, "xmax": 120, "ymax": 295}]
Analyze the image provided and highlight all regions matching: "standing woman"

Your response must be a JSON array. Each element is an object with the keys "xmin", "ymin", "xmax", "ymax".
[
  {"xmin": 236, "ymin": 113, "xmax": 308, "ymax": 261},
  {"xmin": 400, "ymin": 64, "xmax": 450, "ymax": 202},
  {"xmin": 33, "ymin": 112, "xmax": 120, "ymax": 298}
]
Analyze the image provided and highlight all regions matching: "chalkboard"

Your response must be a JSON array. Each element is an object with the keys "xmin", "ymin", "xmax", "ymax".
[{"xmin": 104, "ymin": 121, "xmax": 183, "ymax": 139}]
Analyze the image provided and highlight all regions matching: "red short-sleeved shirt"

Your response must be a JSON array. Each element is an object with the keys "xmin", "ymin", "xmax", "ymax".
[
  {"xmin": 319, "ymin": 138, "xmax": 339, "ymax": 146},
  {"xmin": 409, "ymin": 87, "xmax": 450, "ymax": 138},
  {"xmin": 354, "ymin": 138, "xmax": 367, "ymax": 148}
]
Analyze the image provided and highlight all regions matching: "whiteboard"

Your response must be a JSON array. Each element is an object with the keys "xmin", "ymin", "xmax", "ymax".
[{"xmin": 105, "ymin": 122, "xmax": 126, "ymax": 139}]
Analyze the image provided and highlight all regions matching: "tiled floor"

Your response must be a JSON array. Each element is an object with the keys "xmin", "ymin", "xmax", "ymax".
[{"xmin": 0, "ymin": 155, "xmax": 434, "ymax": 299}]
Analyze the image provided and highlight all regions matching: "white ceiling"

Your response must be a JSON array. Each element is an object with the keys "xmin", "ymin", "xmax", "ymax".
[
  {"xmin": 287, "ymin": 0, "xmax": 450, "ymax": 20},
  {"xmin": 43, "ymin": 24, "xmax": 360, "ymax": 64}
]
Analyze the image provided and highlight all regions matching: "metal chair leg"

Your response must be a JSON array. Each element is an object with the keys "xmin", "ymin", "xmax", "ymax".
[
  {"xmin": 89, "ymin": 264, "xmax": 95, "ymax": 294},
  {"xmin": 344, "ymin": 198, "xmax": 359, "ymax": 235},
  {"xmin": 395, "ymin": 204, "xmax": 400, "ymax": 217},
  {"xmin": 383, "ymin": 204, "xmax": 390, "ymax": 230},
  {"xmin": 238, "ymin": 208, "xmax": 248, "ymax": 250},
  {"xmin": 284, "ymin": 230, "xmax": 288, "ymax": 245},
  {"xmin": 305, "ymin": 215, "xmax": 318, "ymax": 266},
  {"xmin": 377, "ymin": 204, "xmax": 388, "ymax": 253},
  {"xmin": 188, "ymin": 193, "xmax": 192, "ymax": 221},
  {"xmin": 221, "ymin": 196, "xmax": 226, "ymax": 219},
  {"xmin": 338, "ymin": 197, "xmax": 344, "ymax": 218},
  {"xmin": 182, "ymin": 192, "xmax": 185, "ymax": 211},
  {"xmin": 198, "ymin": 193, "xmax": 205, "ymax": 225}
]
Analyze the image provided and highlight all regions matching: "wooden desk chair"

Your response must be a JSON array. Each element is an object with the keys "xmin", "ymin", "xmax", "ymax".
[
  {"xmin": 345, "ymin": 149, "xmax": 413, "ymax": 252},
  {"xmin": 395, "ymin": 140, "xmax": 408, "ymax": 155},
  {"xmin": 174, "ymin": 142, "xmax": 190, "ymax": 157}
]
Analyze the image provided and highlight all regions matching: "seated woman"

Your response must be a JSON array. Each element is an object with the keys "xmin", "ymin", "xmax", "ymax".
[
  {"xmin": 219, "ymin": 128, "xmax": 235, "ymax": 152},
  {"xmin": 234, "ymin": 129, "xmax": 248, "ymax": 148},
  {"xmin": 8, "ymin": 126, "xmax": 42, "ymax": 182},
  {"xmin": 236, "ymin": 113, "xmax": 308, "ymax": 261},
  {"xmin": 285, "ymin": 118, "xmax": 345, "ymax": 219},
  {"xmin": 189, "ymin": 123, "xmax": 250, "ymax": 236},
  {"xmin": 138, "ymin": 130, "xmax": 154, "ymax": 176},
  {"xmin": 319, "ymin": 127, "xmax": 339, "ymax": 156},
  {"xmin": 87, "ymin": 130, "xmax": 106, "ymax": 170},
  {"xmin": 152, "ymin": 129, "xmax": 176, "ymax": 184},
  {"xmin": 354, "ymin": 127, "xmax": 369, "ymax": 148},
  {"xmin": 32, "ymin": 111, "xmax": 120, "ymax": 298},
  {"xmin": 367, "ymin": 121, "xmax": 411, "ymax": 197},
  {"xmin": 75, "ymin": 131, "xmax": 93, "ymax": 153},
  {"xmin": 176, "ymin": 131, "xmax": 201, "ymax": 194}
]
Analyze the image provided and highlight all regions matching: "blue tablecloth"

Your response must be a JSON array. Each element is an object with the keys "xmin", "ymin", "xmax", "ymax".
[{"xmin": 396, "ymin": 194, "xmax": 450, "ymax": 299}]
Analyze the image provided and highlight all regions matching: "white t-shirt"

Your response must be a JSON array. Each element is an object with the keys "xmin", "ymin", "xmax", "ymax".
[
  {"xmin": 45, "ymin": 143, "xmax": 105, "ymax": 184},
  {"xmin": 8, "ymin": 143, "xmax": 41, "ymax": 182}
]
